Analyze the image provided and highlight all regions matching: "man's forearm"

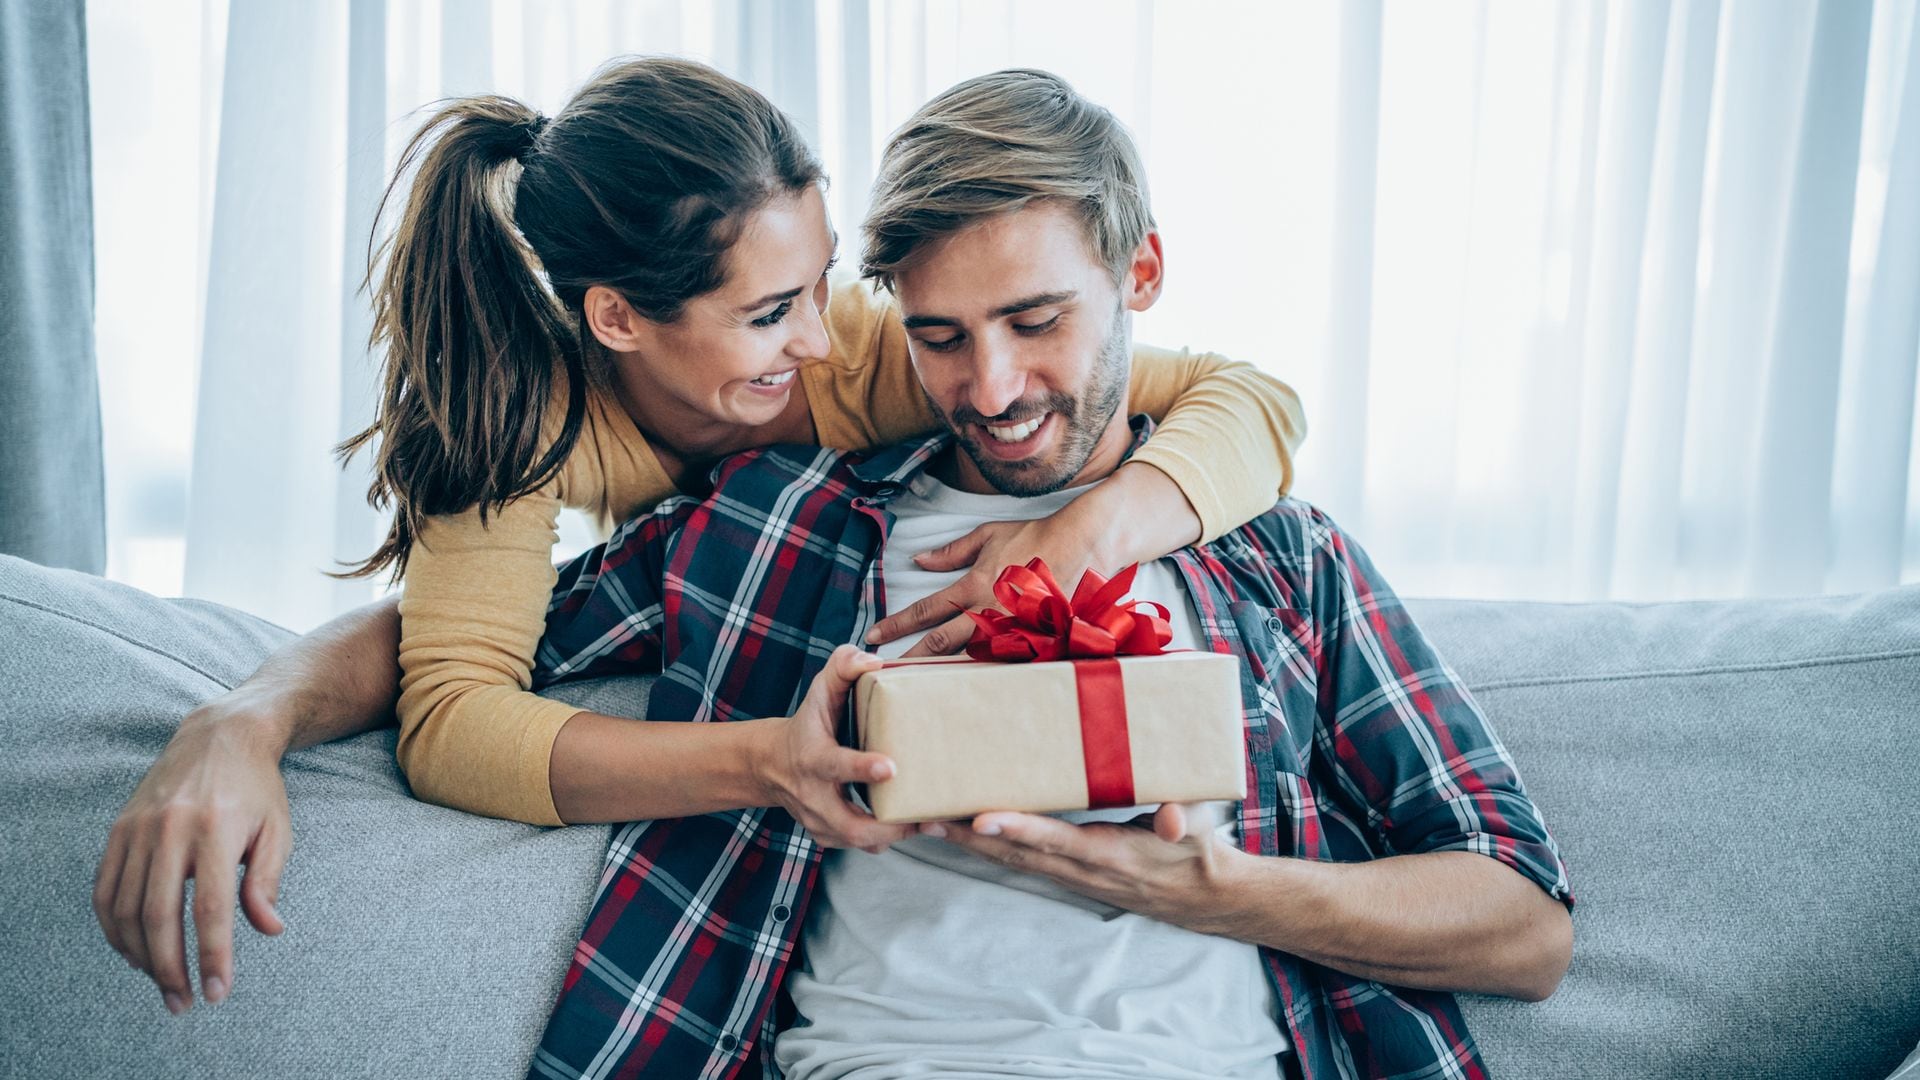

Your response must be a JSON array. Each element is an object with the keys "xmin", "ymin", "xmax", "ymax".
[
  {"xmin": 183, "ymin": 596, "xmax": 404, "ymax": 755},
  {"xmin": 1206, "ymin": 849, "xmax": 1572, "ymax": 1001}
]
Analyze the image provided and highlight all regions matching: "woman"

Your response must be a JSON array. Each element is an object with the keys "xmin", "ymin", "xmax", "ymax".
[{"xmin": 92, "ymin": 57, "xmax": 1305, "ymax": 1016}]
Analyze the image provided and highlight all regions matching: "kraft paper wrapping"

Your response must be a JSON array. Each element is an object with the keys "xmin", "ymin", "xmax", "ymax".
[{"xmin": 852, "ymin": 651, "xmax": 1247, "ymax": 824}]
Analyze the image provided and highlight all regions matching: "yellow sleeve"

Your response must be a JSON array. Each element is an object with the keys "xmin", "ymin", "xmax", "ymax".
[
  {"xmin": 807, "ymin": 277, "xmax": 1307, "ymax": 541},
  {"xmin": 394, "ymin": 393, "xmax": 678, "ymax": 826},
  {"xmin": 803, "ymin": 278, "xmax": 941, "ymax": 450},
  {"xmin": 1123, "ymin": 344, "xmax": 1308, "ymax": 542}
]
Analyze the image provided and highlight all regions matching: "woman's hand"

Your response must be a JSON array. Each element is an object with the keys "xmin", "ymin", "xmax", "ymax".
[
  {"xmin": 752, "ymin": 645, "xmax": 915, "ymax": 854},
  {"xmin": 866, "ymin": 461, "xmax": 1202, "ymax": 656},
  {"xmin": 93, "ymin": 692, "xmax": 293, "ymax": 1016}
]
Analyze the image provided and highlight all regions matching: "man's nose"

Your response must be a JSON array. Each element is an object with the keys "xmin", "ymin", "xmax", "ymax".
[{"xmin": 967, "ymin": 334, "xmax": 1026, "ymax": 419}]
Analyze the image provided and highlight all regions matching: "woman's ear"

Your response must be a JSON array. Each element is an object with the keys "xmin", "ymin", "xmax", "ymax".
[
  {"xmin": 1122, "ymin": 230, "xmax": 1165, "ymax": 313},
  {"xmin": 582, "ymin": 284, "xmax": 653, "ymax": 352}
]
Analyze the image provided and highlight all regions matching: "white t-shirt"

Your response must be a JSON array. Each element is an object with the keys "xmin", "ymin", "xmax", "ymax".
[{"xmin": 774, "ymin": 470, "xmax": 1288, "ymax": 1080}]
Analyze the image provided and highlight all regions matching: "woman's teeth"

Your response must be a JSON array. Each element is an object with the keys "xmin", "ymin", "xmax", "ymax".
[
  {"xmin": 984, "ymin": 414, "xmax": 1048, "ymax": 442},
  {"xmin": 750, "ymin": 370, "xmax": 796, "ymax": 387}
]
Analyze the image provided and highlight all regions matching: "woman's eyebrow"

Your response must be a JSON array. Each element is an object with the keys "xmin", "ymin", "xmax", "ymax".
[{"xmin": 735, "ymin": 235, "xmax": 840, "ymax": 313}]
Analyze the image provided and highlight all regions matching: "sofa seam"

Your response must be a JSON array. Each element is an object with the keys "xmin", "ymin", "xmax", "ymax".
[
  {"xmin": 1, "ymin": 593, "xmax": 236, "ymax": 691},
  {"xmin": 1466, "ymin": 645, "xmax": 1920, "ymax": 693}
]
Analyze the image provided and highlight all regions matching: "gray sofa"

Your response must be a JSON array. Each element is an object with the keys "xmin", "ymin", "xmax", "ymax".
[{"xmin": 2, "ymin": 552, "xmax": 1916, "ymax": 1079}]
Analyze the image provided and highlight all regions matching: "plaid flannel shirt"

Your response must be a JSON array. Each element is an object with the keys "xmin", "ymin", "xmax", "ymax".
[{"xmin": 524, "ymin": 420, "xmax": 1574, "ymax": 1080}]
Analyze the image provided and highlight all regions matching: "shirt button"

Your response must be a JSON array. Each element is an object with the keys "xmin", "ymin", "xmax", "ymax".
[
  {"xmin": 1266, "ymin": 616, "xmax": 1284, "ymax": 635},
  {"xmin": 719, "ymin": 1033, "xmax": 738, "ymax": 1052},
  {"xmin": 772, "ymin": 904, "xmax": 791, "ymax": 922}
]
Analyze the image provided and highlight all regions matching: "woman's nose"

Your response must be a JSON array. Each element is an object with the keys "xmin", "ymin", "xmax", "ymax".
[{"xmin": 788, "ymin": 292, "xmax": 831, "ymax": 359}]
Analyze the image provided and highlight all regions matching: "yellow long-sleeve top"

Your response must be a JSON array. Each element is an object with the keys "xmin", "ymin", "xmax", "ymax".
[{"xmin": 396, "ymin": 280, "xmax": 1306, "ymax": 825}]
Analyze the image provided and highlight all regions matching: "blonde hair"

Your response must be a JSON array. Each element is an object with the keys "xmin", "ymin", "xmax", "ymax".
[{"xmin": 860, "ymin": 69, "xmax": 1153, "ymax": 292}]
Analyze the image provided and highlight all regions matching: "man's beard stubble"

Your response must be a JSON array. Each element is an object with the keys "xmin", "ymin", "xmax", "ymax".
[{"xmin": 924, "ymin": 300, "xmax": 1130, "ymax": 497}]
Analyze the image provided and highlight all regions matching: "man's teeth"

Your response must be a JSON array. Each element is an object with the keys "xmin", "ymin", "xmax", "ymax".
[
  {"xmin": 750, "ymin": 370, "xmax": 796, "ymax": 387},
  {"xmin": 984, "ymin": 414, "xmax": 1048, "ymax": 442}
]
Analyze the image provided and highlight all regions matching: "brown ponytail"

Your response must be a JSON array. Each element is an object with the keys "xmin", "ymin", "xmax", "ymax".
[{"xmin": 338, "ymin": 57, "xmax": 824, "ymax": 579}]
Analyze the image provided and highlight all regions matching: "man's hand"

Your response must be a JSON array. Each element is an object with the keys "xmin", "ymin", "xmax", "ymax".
[
  {"xmin": 752, "ymin": 645, "xmax": 917, "ymax": 855},
  {"xmin": 92, "ymin": 694, "xmax": 293, "ymax": 1016},
  {"xmin": 927, "ymin": 803, "xmax": 1242, "ymax": 931}
]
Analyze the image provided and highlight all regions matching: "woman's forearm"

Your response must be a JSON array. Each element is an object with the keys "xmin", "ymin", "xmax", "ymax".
[
  {"xmin": 1069, "ymin": 459, "xmax": 1202, "ymax": 569},
  {"xmin": 547, "ymin": 711, "xmax": 778, "ymax": 824},
  {"xmin": 188, "ymin": 596, "xmax": 404, "ymax": 755}
]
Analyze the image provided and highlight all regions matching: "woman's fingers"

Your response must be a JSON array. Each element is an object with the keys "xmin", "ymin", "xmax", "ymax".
[
  {"xmin": 191, "ymin": 848, "xmax": 239, "ymax": 1005},
  {"xmin": 897, "ymin": 612, "xmax": 976, "ymax": 658},
  {"xmin": 239, "ymin": 815, "xmax": 289, "ymax": 938},
  {"xmin": 866, "ymin": 580, "xmax": 970, "ymax": 645},
  {"xmin": 111, "ymin": 832, "xmax": 155, "ymax": 977},
  {"xmin": 803, "ymin": 645, "xmax": 881, "ymax": 719},
  {"xmin": 139, "ymin": 830, "xmax": 195, "ymax": 1014},
  {"xmin": 910, "ymin": 523, "xmax": 997, "ymax": 573},
  {"xmin": 92, "ymin": 824, "xmax": 132, "ymax": 961},
  {"xmin": 835, "ymin": 749, "xmax": 895, "ymax": 785}
]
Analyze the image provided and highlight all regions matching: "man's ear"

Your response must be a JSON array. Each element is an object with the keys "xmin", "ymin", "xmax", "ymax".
[
  {"xmin": 582, "ymin": 284, "xmax": 654, "ymax": 352},
  {"xmin": 1122, "ymin": 230, "xmax": 1165, "ymax": 313}
]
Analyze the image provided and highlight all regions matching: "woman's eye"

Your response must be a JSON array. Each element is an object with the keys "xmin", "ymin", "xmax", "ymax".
[
  {"xmin": 752, "ymin": 300, "xmax": 795, "ymax": 328},
  {"xmin": 1013, "ymin": 315, "xmax": 1060, "ymax": 336}
]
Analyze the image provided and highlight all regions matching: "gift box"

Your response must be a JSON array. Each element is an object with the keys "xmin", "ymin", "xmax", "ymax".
[
  {"xmin": 849, "ymin": 559, "xmax": 1248, "ymax": 825},
  {"xmin": 852, "ymin": 651, "xmax": 1247, "ymax": 824}
]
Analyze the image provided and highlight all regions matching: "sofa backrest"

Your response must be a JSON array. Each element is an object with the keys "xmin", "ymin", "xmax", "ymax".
[{"xmin": 3, "ymin": 553, "xmax": 1916, "ymax": 1078}]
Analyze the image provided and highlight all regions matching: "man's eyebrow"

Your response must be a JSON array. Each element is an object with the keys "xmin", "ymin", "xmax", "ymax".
[
  {"xmin": 735, "ymin": 239, "xmax": 840, "ymax": 313},
  {"xmin": 901, "ymin": 290, "xmax": 1077, "ymax": 331}
]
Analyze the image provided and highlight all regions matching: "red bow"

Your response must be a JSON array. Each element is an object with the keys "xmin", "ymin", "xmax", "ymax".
[{"xmin": 963, "ymin": 559, "xmax": 1174, "ymax": 663}]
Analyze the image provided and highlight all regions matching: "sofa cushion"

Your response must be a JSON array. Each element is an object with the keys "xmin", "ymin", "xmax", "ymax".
[
  {"xmin": 1411, "ymin": 589, "xmax": 1920, "ymax": 1080},
  {"xmin": 0, "ymin": 555, "xmax": 613, "ymax": 1078}
]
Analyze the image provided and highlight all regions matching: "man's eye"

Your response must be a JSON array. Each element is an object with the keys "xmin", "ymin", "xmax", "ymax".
[
  {"xmin": 752, "ymin": 300, "xmax": 795, "ymax": 328},
  {"xmin": 917, "ymin": 335, "xmax": 964, "ymax": 353},
  {"xmin": 1012, "ymin": 315, "xmax": 1060, "ymax": 336}
]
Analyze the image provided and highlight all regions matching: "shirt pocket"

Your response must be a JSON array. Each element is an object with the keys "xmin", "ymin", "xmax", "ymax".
[{"xmin": 1228, "ymin": 599, "xmax": 1316, "ymax": 772}]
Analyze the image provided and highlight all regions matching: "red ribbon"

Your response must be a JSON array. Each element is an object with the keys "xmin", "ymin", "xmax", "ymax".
[
  {"xmin": 961, "ymin": 559, "xmax": 1174, "ymax": 663},
  {"xmin": 960, "ymin": 559, "xmax": 1173, "ymax": 808}
]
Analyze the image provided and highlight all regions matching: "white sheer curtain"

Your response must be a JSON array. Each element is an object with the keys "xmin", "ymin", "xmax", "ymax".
[{"xmin": 88, "ymin": 0, "xmax": 1920, "ymax": 632}]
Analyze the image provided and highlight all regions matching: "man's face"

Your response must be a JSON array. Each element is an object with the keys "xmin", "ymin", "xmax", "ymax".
[{"xmin": 892, "ymin": 202, "xmax": 1158, "ymax": 496}]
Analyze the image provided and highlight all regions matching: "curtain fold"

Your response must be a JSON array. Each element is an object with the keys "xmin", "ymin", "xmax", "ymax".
[
  {"xmin": 84, "ymin": 0, "xmax": 1920, "ymax": 629},
  {"xmin": 1, "ymin": 0, "xmax": 105, "ymax": 573}
]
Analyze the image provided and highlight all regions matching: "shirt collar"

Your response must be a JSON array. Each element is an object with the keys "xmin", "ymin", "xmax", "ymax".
[{"xmin": 846, "ymin": 415, "xmax": 1157, "ymax": 502}]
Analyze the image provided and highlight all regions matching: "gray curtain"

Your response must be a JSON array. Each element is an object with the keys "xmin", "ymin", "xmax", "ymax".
[{"xmin": 0, "ymin": 0, "xmax": 104, "ymax": 573}]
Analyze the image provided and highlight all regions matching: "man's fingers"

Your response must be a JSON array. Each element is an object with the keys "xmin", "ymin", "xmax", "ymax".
[
  {"xmin": 943, "ymin": 822, "xmax": 1088, "ymax": 881},
  {"xmin": 971, "ymin": 812, "xmax": 1088, "ymax": 857},
  {"xmin": 899, "ymin": 613, "xmax": 976, "ymax": 658},
  {"xmin": 239, "ymin": 817, "xmax": 289, "ymax": 937},
  {"xmin": 139, "ymin": 833, "xmax": 194, "ymax": 1014},
  {"xmin": 93, "ymin": 825, "xmax": 132, "ymax": 960},
  {"xmin": 191, "ymin": 847, "xmax": 238, "ymax": 1005},
  {"xmin": 1154, "ymin": 803, "xmax": 1189, "ymax": 843},
  {"xmin": 910, "ymin": 524, "xmax": 995, "ymax": 572}
]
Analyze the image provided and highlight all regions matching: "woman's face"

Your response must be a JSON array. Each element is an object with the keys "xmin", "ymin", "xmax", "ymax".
[{"xmin": 594, "ymin": 184, "xmax": 838, "ymax": 443}]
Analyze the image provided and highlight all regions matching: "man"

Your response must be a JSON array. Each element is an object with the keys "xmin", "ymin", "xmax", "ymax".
[{"xmin": 521, "ymin": 69, "xmax": 1572, "ymax": 1078}]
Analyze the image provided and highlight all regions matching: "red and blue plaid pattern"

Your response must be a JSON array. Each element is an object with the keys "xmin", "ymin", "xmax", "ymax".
[{"xmin": 525, "ymin": 420, "xmax": 1573, "ymax": 1080}]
